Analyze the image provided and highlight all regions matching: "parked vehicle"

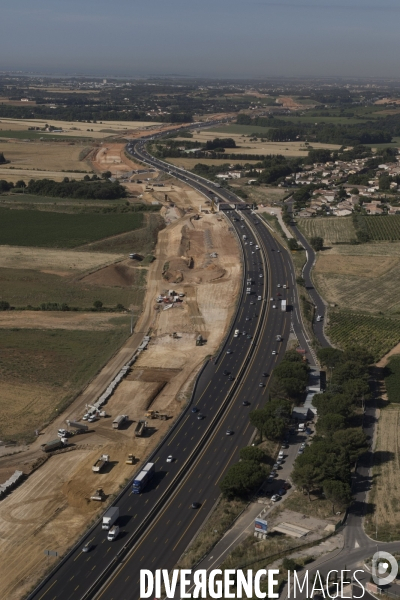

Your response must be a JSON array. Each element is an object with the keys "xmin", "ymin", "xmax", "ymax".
[{"xmin": 112, "ymin": 415, "xmax": 128, "ymax": 429}]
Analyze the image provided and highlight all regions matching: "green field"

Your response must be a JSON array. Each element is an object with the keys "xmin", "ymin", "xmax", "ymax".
[
  {"xmin": 82, "ymin": 213, "xmax": 164, "ymax": 255},
  {"xmin": 297, "ymin": 217, "xmax": 357, "ymax": 245},
  {"xmin": 327, "ymin": 311, "xmax": 400, "ymax": 361},
  {"xmin": 0, "ymin": 207, "xmax": 144, "ymax": 247},
  {"xmin": 0, "ymin": 130, "xmax": 90, "ymax": 141},
  {"xmin": 205, "ymin": 124, "xmax": 271, "ymax": 135},
  {"xmin": 0, "ymin": 326, "xmax": 130, "ymax": 441},
  {"xmin": 0, "ymin": 267, "xmax": 146, "ymax": 310},
  {"xmin": 364, "ymin": 216, "xmax": 400, "ymax": 241},
  {"xmin": 384, "ymin": 356, "xmax": 400, "ymax": 403},
  {"xmin": 278, "ymin": 115, "xmax": 374, "ymax": 125}
]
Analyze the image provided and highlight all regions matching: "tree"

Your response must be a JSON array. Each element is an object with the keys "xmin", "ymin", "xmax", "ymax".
[
  {"xmin": 379, "ymin": 175, "xmax": 391, "ymax": 191},
  {"xmin": 0, "ymin": 300, "xmax": 10, "ymax": 310},
  {"xmin": 102, "ymin": 170, "xmax": 112, "ymax": 179},
  {"xmin": 317, "ymin": 347, "xmax": 343, "ymax": 369},
  {"xmin": 332, "ymin": 428, "xmax": 368, "ymax": 463},
  {"xmin": 0, "ymin": 152, "xmax": 7, "ymax": 164},
  {"xmin": 316, "ymin": 414, "xmax": 346, "ymax": 436},
  {"xmin": 323, "ymin": 480, "xmax": 352, "ymax": 514},
  {"xmin": 239, "ymin": 446, "xmax": 266, "ymax": 464},
  {"xmin": 220, "ymin": 461, "xmax": 267, "ymax": 499},
  {"xmin": 292, "ymin": 463, "xmax": 321, "ymax": 500},
  {"xmin": 288, "ymin": 238, "xmax": 299, "ymax": 251},
  {"xmin": 93, "ymin": 300, "xmax": 103, "ymax": 309},
  {"xmin": 350, "ymin": 187, "xmax": 359, "ymax": 195},
  {"xmin": 310, "ymin": 236, "xmax": 324, "ymax": 251},
  {"xmin": 15, "ymin": 180, "xmax": 26, "ymax": 189},
  {"xmin": 296, "ymin": 276, "xmax": 305, "ymax": 287},
  {"xmin": 83, "ymin": 174, "xmax": 91, "ymax": 181}
]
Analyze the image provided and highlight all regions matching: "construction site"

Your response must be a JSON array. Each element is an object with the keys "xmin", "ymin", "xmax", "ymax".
[{"xmin": 0, "ymin": 133, "xmax": 242, "ymax": 599}]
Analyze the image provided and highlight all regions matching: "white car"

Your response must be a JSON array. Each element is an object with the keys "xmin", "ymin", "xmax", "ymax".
[
  {"xmin": 166, "ymin": 455, "xmax": 173, "ymax": 463},
  {"xmin": 271, "ymin": 494, "xmax": 280, "ymax": 502},
  {"xmin": 82, "ymin": 414, "xmax": 90, "ymax": 421},
  {"xmin": 258, "ymin": 296, "xmax": 262, "ymax": 301},
  {"xmin": 277, "ymin": 284, "xmax": 281, "ymax": 288},
  {"xmin": 88, "ymin": 415, "xmax": 97, "ymax": 423},
  {"xmin": 272, "ymin": 350, "xmax": 277, "ymax": 355},
  {"xmin": 272, "ymin": 305, "xmax": 277, "ymax": 309},
  {"xmin": 270, "ymin": 297, "xmax": 274, "ymax": 301},
  {"xmin": 259, "ymin": 274, "xmax": 263, "ymax": 278}
]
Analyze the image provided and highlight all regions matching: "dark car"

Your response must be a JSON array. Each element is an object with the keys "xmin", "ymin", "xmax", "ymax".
[
  {"xmin": 226, "ymin": 349, "xmax": 233, "ymax": 354},
  {"xmin": 283, "ymin": 482, "xmax": 292, "ymax": 490},
  {"xmin": 191, "ymin": 502, "xmax": 201, "ymax": 509},
  {"xmin": 191, "ymin": 406, "xmax": 199, "ymax": 413},
  {"xmin": 226, "ymin": 429, "xmax": 234, "ymax": 436},
  {"xmin": 197, "ymin": 413, "xmax": 205, "ymax": 420},
  {"xmin": 263, "ymin": 372, "xmax": 268, "ymax": 377},
  {"xmin": 223, "ymin": 370, "xmax": 230, "ymax": 376},
  {"xmin": 246, "ymin": 334, "xmax": 252, "ymax": 339},
  {"xmin": 228, "ymin": 375, "xmax": 235, "ymax": 381},
  {"xmin": 278, "ymin": 488, "xmax": 287, "ymax": 496},
  {"xmin": 242, "ymin": 400, "xmax": 250, "ymax": 406},
  {"xmin": 82, "ymin": 542, "xmax": 93, "ymax": 553}
]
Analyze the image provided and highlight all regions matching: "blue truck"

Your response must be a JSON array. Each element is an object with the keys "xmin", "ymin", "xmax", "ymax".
[{"xmin": 132, "ymin": 462, "xmax": 155, "ymax": 494}]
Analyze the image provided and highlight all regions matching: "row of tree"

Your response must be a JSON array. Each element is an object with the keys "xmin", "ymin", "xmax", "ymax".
[
  {"xmin": 291, "ymin": 346, "xmax": 371, "ymax": 513},
  {"xmin": 26, "ymin": 178, "xmax": 127, "ymax": 200},
  {"xmin": 219, "ymin": 352, "xmax": 309, "ymax": 499}
]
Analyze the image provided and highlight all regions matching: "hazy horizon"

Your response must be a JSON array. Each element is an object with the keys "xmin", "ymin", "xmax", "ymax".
[{"xmin": 2, "ymin": 0, "xmax": 399, "ymax": 79}]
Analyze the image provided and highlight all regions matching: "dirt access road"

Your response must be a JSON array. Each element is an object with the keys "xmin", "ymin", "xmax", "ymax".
[{"xmin": 0, "ymin": 156, "xmax": 242, "ymax": 599}]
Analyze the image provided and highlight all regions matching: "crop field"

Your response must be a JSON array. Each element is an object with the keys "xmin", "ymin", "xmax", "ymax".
[
  {"xmin": 297, "ymin": 217, "xmax": 357, "ymax": 245},
  {"xmin": 327, "ymin": 311, "xmax": 400, "ymax": 360},
  {"xmin": 0, "ymin": 266, "xmax": 146, "ymax": 310},
  {"xmin": 165, "ymin": 157, "xmax": 259, "ymax": 168},
  {"xmin": 0, "ymin": 140, "xmax": 92, "ymax": 172},
  {"xmin": 365, "ymin": 405, "xmax": 400, "ymax": 541},
  {"xmin": 384, "ymin": 356, "xmax": 400, "ymax": 404},
  {"xmin": 313, "ymin": 252, "xmax": 400, "ymax": 314},
  {"xmin": 364, "ymin": 216, "xmax": 400, "ymax": 241},
  {"xmin": 0, "ymin": 327, "xmax": 130, "ymax": 441},
  {"xmin": 83, "ymin": 212, "xmax": 165, "ymax": 255},
  {"xmin": 0, "ymin": 118, "xmax": 161, "ymax": 139},
  {"xmin": 0, "ymin": 208, "xmax": 144, "ymax": 248},
  {"xmin": 0, "ymin": 246, "xmax": 125, "ymax": 272},
  {"xmin": 205, "ymin": 124, "xmax": 272, "ymax": 135}
]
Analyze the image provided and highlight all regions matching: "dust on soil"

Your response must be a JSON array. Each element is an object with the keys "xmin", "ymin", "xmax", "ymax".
[{"xmin": 80, "ymin": 259, "xmax": 139, "ymax": 287}]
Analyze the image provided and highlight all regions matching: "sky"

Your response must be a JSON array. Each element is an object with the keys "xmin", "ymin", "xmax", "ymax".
[{"xmin": 1, "ymin": 0, "xmax": 400, "ymax": 79}]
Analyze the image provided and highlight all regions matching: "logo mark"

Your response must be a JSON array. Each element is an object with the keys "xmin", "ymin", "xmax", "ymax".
[{"xmin": 372, "ymin": 551, "xmax": 398, "ymax": 586}]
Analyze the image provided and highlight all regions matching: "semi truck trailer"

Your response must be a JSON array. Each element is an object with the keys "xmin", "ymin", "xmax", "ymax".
[
  {"xmin": 102, "ymin": 506, "xmax": 119, "ymax": 530},
  {"xmin": 132, "ymin": 462, "xmax": 155, "ymax": 494}
]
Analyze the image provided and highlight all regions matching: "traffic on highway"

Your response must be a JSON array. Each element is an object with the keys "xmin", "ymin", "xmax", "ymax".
[{"xmin": 29, "ymin": 126, "xmax": 310, "ymax": 600}]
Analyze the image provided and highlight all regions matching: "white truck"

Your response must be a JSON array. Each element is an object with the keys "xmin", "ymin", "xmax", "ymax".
[
  {"xmin": 102, "ymin": 506, "xmax": 119, "ymax": 530},
  {"xmin": 281, "ymin": 300, "xmax": 287, "ymax": 312},
  {"xmin": 107, "ymin": 525, "xmax": 120, "ymax": 541},
  {"xmin": 92, "ymin": 454, "xmax": 110, "ymax": 473},
  {"xmin": 112, "ymin": 415, "xmax": 128, "ymax": 429}
]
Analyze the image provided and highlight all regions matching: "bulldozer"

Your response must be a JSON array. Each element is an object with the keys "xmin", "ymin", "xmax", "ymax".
[
  {"xmin": 145, "ymin": 410, "xmax": 168, "ymax": 421},
  {"xmin": 90, "ymin": 488, "xmax": 105, "ymax": 502}
]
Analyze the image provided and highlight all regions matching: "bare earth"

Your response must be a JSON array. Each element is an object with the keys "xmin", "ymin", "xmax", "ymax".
[
  {"xmin": 0, "ymin": 312, "xmax": 127, "ymax": 331},
  {"xmin": 0, "ymin": 177, "xmax": 242, "ymax": 599},
  {"xmin": 0, "ymin": 246, "xmax": 124, "ymax": 273},
  {"xmin": 0, "ymin": 140, "xmax": 92, "ymax": 172}
]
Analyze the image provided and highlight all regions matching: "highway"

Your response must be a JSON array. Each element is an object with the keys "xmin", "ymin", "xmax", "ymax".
[{"xmin": 29, "ymin": 128, "xmax": 311, "ymax": 600}]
